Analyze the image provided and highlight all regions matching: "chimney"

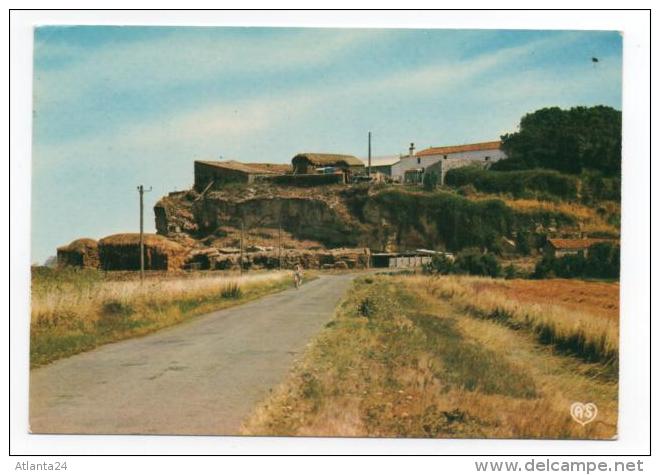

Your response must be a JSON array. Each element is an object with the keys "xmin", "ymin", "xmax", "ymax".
[{"xmin": 409, "ymin": 142, "xmax": 415, "ymax": 157}]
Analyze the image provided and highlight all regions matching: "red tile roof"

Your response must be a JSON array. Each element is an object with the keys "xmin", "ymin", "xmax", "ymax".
[
  {"xmin": 547, "ymin": 238, "xmax": 614, "ymax": 250},
  {"xmin": 416, "ymin": 141, "xmax": 502, "ymax": 157}
]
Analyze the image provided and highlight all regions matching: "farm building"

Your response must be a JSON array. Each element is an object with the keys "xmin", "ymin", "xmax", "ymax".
[
  {"xmin": 371, "ymin": 249, "xmax": 451, "ymax": 269},
  {"xmin": 390, "ymin": 141, "xmax": 507, "ymax": 182},
  {"xmin": 98, "ymin": 233, "xmax": 188, "ymax": 271},
  {"xmin": 360, "ymin": 155, "xmax": 401, "ymax": 176},
  {"xmin": 56, "ymin": 238, "xmax": 100, "ymax": 269},
  {"xmin": 291, "ymin": 153, "xmax": 365, "ymax": 182},
  {"xmin": 544, "ymin": 238, "xmax": 614, "ymax": 258},
  {"xmin": 194, "ymin": 160, "xmax": 290, "ymax": 191}
]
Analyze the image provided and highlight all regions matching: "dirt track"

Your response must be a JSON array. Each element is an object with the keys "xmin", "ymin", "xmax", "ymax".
[{"xmin": 29, "ymin": 274, "xmax": 354, "ymax": 435}]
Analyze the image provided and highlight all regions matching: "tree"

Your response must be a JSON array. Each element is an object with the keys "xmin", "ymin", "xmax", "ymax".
[
  {"xmin": 515, "ymin": 230, "xmax": 531, "ymax": 255},
  {"xmin": 493, "ymin": 106, "xmax": 621, "ymax": 176}
]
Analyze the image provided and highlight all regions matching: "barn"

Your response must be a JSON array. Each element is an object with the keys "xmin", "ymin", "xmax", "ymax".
[
  {"xmin": 56, "ymin": 238, "xmax": 100, "ymax": 269},
  {"xmin": 544, "ymin": 238, "xmax": 614, "ymax": 258},
  {"xmin": 194, "ymin": 160, "xmax": 290, "ymax": 191},
  {"xmin": 98, "ymin": 233, "xmax": 188, "ymax": 271}
]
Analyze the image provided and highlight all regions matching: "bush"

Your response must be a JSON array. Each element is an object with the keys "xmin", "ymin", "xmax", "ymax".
[
  {"xmin": 101, "ymin": 300, "xmax": 134, "ymax": 317},
  {"xmin": 424, "ymin": 254, "xmax": 454, "ymax": 275},
  {"xmin": 533, "ymin": 243, "xmax": 620, "ymax": 279},
  {"xmin": 445, "ymin": 167, "xmax": 579, "ymax": 200},
  {"xmin": 452, "ymin": 249, "xmax": 501, "ymax": 278},
  {"xmin": 504, "ymin": 265, "xmax": 518, "ymax": 280},
  {"xmin": 515, "ymin": 230, "xmax": 531, "ymax": 255},
  {"xmin": 457, "ymin": 184, "xmax": 477, "ymax": 196},
  {"xmin": 221, "ymin": 282, "xmax": 243, "ymax": 299},
  {"xmin": 422, "ymin": 172, "xmax": 439, "ymax": 191}
]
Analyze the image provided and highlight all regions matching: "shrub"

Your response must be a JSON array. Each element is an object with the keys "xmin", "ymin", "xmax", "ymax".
[
  {"xmin": 534, "ymin": 243, "xmax": 620, "ymax": 279},
  {"xmin": 221, "ymin": 282, "xmax": 243, "ymax": 299},
  {"xmin": 424, "ymin": 254, "xmax": 454, "ymax": 275},
  {"xmin": 422, "ymin": 172, "xmax": 439, "ymax": 191},
  {"xmin": 515, "ymin": 231, "xmax": 531, "ymax": 255},
  {"xmin": 358, "ymin": 297, "xmax": 376, "ymax": 318},
  {"xmin": 101, "ymin": 300, "xmax": 134, "ymax": 317},
  {"xmin": 457, "ymin": 184, "xmax": 477, "ymax": 196},
  {"xmin": 453, "ymin": 249, "xmax": 501, "ymax": 278},
  {"xmin": 445, "ymin": 167, "xmax": 579, "ymax": 200}
]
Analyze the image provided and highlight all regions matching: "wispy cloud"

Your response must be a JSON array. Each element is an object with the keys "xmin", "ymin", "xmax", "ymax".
[{"xmin": 31, "ymin": 27, "xmax": 622, "ymax": 263}]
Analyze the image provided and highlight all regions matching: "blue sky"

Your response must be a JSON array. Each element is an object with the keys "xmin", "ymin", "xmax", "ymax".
[{"xmin": 32, "ymin": 27, "xmax": 622, "ymax": 263}]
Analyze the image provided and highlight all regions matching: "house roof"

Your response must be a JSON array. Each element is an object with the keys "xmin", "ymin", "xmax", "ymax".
[
  {"xmin": 547, "ymin": 238, "xmax": 613, "ymax": 250},
  {"xmin": 57, "ymin": 238, "xmax": 98, "ymax": 252},
  {"xmin": 416, "ymin": 141, "xmax": 502, "ymax": 157},
  {"xmin": 292, "ymin": 153, "xmax": 364, "ymax": 167},
  {"xmin": 245, "ymin": 163, "xmax": 291, "ymax": 174},
  {"xmin": 195, "ymin": 160, "xmax": 285, "ymax": 175},
  {"xmin": 360, "ymin": 155, "xmax": 401, "ymax": 167}
]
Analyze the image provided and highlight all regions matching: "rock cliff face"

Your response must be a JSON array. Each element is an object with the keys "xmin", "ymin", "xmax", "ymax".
[{"xmin": 155, "ymin": 185, "xmax": 374, "ymax": 250}]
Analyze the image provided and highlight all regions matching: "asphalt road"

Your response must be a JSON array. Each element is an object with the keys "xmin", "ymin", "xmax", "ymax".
[{"xmin": 29, "ymin": 274, "xmax": 355, "ymax": 435}]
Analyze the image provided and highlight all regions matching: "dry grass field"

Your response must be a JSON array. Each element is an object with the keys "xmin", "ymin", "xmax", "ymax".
[
  {"xmin": 472, "ymin": 195, "xmax": 620, "ymax": 237},
  {"xmin": 475, "ymin": 278, "xmax": 619, "ymax": 321},
  {"xmin": 30, "ymin": 267, "xmax": 293, "ymax": 367},
  {"xmin": 243, "ymin": 274, "xmax": 619, "ymax": 439}
]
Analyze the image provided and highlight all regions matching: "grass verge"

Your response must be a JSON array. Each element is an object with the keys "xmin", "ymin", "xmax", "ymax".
[
  {"xmin": 30, "ymin": 268, "xmax": 297, "ymax": 367},
  {"xmin": 242, "ymin": 275, "xmax": 617, "ymax": 439}
]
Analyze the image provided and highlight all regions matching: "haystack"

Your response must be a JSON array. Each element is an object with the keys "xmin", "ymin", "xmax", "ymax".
[
  {"xmin": 56, "ymin": 238, "xmax": 100, "ymax": 268},
  {"xmin": 98, "ymin": 233, "xmax": 187, "ymax": 271}
]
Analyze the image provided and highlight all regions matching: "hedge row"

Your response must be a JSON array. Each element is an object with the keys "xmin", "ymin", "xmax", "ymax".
[{"xmin": 445, "ymin": 167, "xmax": 579, "ymax": 200}]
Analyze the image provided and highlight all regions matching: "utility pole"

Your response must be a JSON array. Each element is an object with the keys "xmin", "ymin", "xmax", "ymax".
[
  {"xmin": 239, "ymin": 217, "xmax": 245, "ymax": 275},
  {"xmin": 137, "ymin": 185, "xmax": 152, "ymax": 282},
  {"xmin": 278, "ymin": 215, "xmax": 282, "ymax": 270},
  {"xmin": 368, "ymin": 131, "xmax": 372, "ymax": 176}
]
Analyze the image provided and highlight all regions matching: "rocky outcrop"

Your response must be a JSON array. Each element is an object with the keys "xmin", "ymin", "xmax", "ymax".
[
  {"xmin": 155, "ymin": 185, "xmax": 371, "ymax": 249},
  {"xmin": 154, "ymin": 183, "xmax": 584, "ymax": 256}
]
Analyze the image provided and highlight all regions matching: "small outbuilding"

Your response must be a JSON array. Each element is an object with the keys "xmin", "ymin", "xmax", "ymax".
[
  {"xmin": 56, "ymin": 238, "xmax": 100, "ymax": 269},
  {"xmin": 291, "ymin": 153, "xmax": 365, "ymax": 181},
  {"xmin": 194, "ymin": 160, "xmax": 290, "ymax": 191},
  {"xmin": 98, "ymin": 233, "xmax": 188, "ymax": 271},
  {"xmin": 544, "ymin": 238, "xmax": 613, "ymax": 258}
]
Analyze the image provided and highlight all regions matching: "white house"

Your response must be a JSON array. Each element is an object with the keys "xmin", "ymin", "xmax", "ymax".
[{"xmin": 390, "ymin": 140, "xmax": 507, "ymax": 184}]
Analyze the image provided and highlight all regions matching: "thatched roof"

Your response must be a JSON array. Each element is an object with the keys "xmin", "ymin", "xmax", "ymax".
[
  {"xmin": 292, "ymin": 153, "xmax": 364, "ymax": 167},
  {"xmin": 57, "ymin": 238, "xmax": 98, "ymax": 252},
  {"xmin": 99, "ymin": 233, "xmax": 185, "ymax": 252}
]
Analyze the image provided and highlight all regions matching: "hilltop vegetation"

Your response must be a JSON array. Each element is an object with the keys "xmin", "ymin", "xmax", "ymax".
[
  {"xmin": 495, "ymin": 105, "xmax": 621, "ymax": 176},
  {"xmin": 445, "ymin": 167, "xmax": 579, "ymax": 201},
  {"xmin": 365, "ymin": 187, "xmax": 577, "ymax": 253}
]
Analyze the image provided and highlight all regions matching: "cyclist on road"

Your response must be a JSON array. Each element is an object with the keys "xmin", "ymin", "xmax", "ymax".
[{"xmin": 293, "ymin": 263, "xmax": 304, "ymax": 289}]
